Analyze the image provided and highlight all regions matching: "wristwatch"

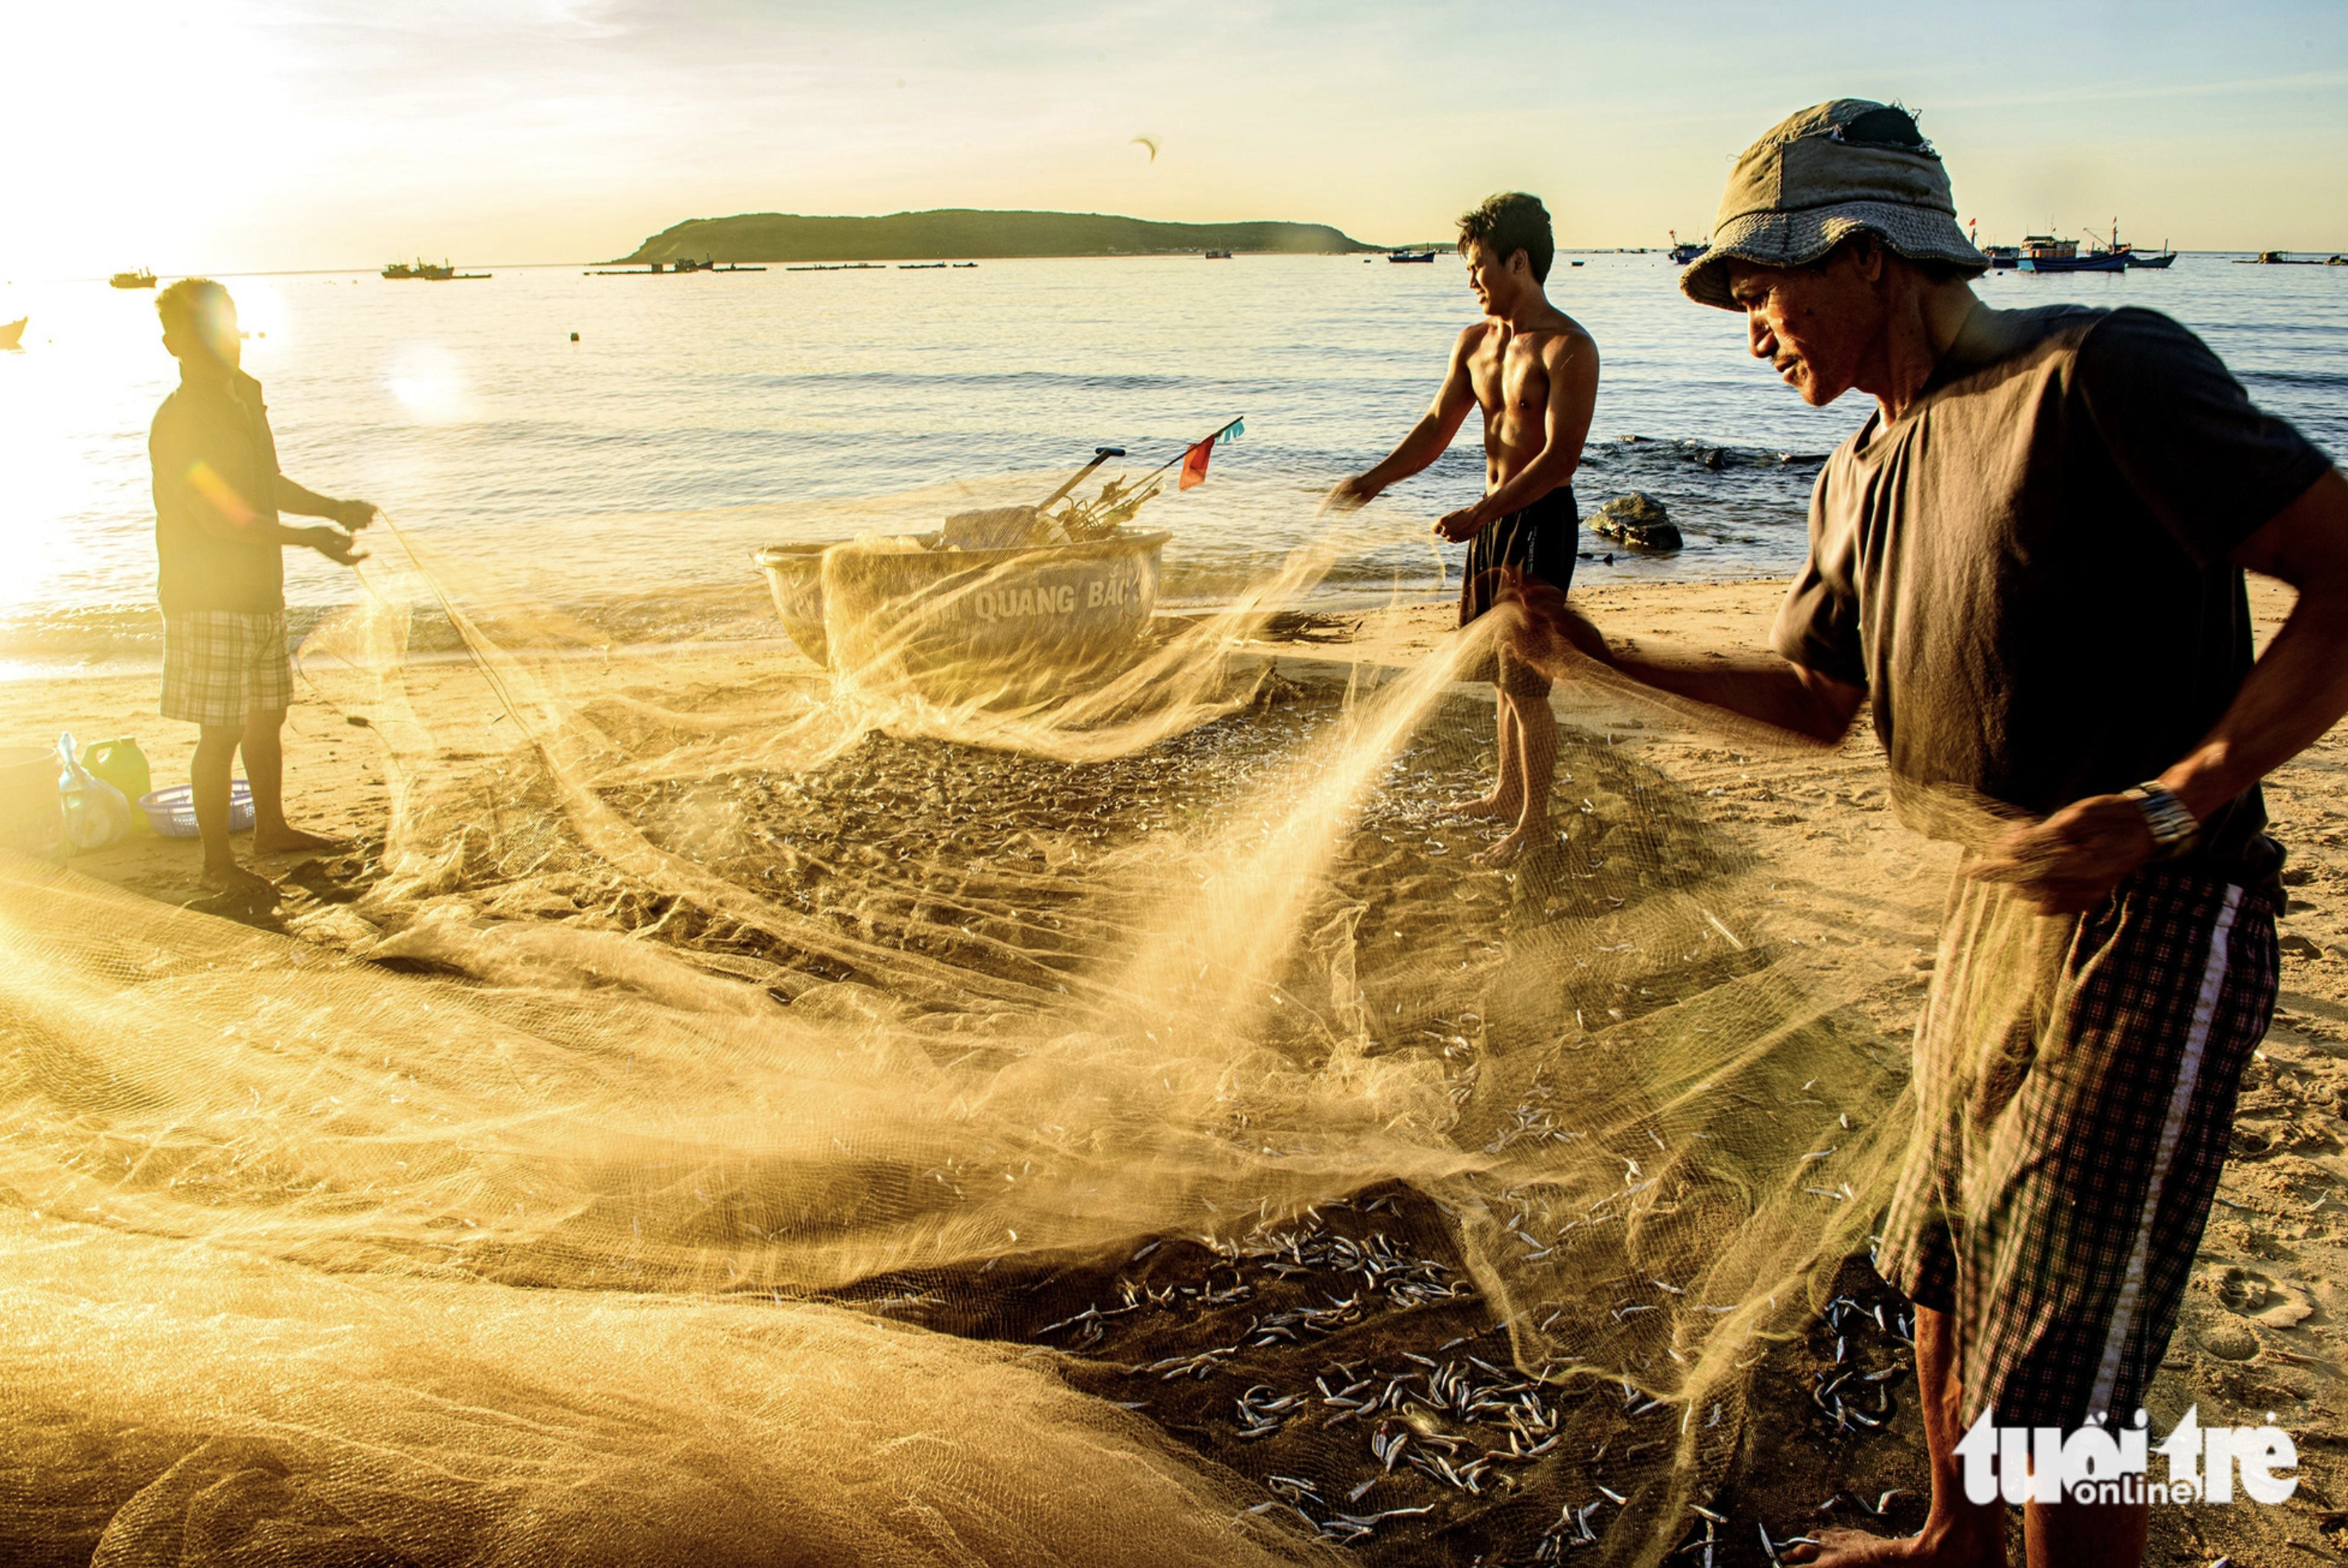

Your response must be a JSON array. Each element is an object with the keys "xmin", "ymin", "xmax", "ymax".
[{"xmin": 2123, "ymin": 782, "xmax": 2200, "ymax": 860}]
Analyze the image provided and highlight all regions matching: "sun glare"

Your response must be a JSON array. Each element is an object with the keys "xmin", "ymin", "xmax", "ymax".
[{"xmin": 383, "ymin": 339, "xmax": 470, "ymax": 425}]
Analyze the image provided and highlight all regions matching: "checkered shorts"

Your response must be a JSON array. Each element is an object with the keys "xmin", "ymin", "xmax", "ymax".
[
  {"xmin": 1875, "ymin": 863, "xmax": 2277, "ymax": 1429},
  {"xmin": 161, "ymin": 611, "xmax": 294, "ymax": 729}
]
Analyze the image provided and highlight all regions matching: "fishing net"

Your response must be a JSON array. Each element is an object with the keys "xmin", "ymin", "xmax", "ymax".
[{"xmin": 0, "ymin": 475, "xmax": 2037, "ymax": 1567}]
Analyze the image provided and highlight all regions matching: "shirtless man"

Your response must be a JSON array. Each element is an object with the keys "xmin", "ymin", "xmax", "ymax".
[{"xmin": 1326, "ymin": 191, "xmax": 1600, "ymax": 863}]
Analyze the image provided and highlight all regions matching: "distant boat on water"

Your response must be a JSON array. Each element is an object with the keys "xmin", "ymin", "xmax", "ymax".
[
  {"xmin": 2012, "ymin": 234, "xmax": 2125, "ymax": 274},
  {"xmin": 590, "ymin": 256, "xmax": 767, "ymax": 275},
  {"xmin": 2099, "ymin": 221, "xmax": 2174, "ymax": 268},
  {"xmin": 1667, "ymin": 229, "xmax": 1708, "ymax": 265},
  {"xmin": 1202, "ymin": 249, "xmax": 1232, "ymax": 259},
  {"xmin": 109, "ymin": 269, "xmax": 156, "ymax": 289},
  {"xmin": 1982, "ymin": 220, "xmax": 2170, "ymax": 270},
  {"xmin": 2237, "ymin": 251, "xmax": 2348, "ymax": 266},
  {"xmin": 1387, "ymin": 250, "xmax": 1437, "ymax": 263},
  {"xmin": 0, "ymin": 317, "xmax": 25, "ymax": 349},
  {"xmin": 383, "ymin": 259, "xmax": 491, "ymax": 281}
]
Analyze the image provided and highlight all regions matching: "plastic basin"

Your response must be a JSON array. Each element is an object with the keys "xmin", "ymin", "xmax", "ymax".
[{"xmin": 138, "ymin": 782, "xmax": 255, "ymax": 838}]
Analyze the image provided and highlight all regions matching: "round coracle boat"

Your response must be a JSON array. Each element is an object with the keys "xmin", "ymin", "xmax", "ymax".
[{"xmin": 756, "ymin": 511, "xmax": 1169, "ymax": 701}]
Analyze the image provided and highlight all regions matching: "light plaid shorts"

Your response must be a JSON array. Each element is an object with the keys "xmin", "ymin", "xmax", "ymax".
[
  {"xmin": 161, "ymin": 611, "xmax": 294, "ymax": 729},
  {"xmin": 1876, "ymin": 862, "xmax": 2278, "ymax": 1429}
]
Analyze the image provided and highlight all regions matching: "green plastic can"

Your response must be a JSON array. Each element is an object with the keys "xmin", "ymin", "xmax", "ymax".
[{"xmin": 81, "ymin": 739, "xmax": 153, "ymax": 833}]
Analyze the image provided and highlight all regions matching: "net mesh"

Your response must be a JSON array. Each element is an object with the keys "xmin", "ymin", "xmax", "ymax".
[{"xmin": 1, "ymin": 482, "xmax": 2046, "ymax": 1566}]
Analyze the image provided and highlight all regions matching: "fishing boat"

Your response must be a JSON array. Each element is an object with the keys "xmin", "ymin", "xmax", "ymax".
[
  {"xmin": 382, "ymin": 259, "xmax": 491, "ymax": 281},
  {"xmin": 752, "ymin": 431, "xmax": 1239, "ymax": 700},
  {"xmin": 2015, "ymin": 235, "xmax": 2125, "ymax": 274},
  {"xmin": 1202, "ymin": 250, "xmax": 1232, "ymax": 259},
  {"xmin": 756, "ymin": 525, "xmax": 1170, "ymax": 700},
  {"xmin": 1387, "ymin": 250, "xmax": 1438, "ymax": 263},
  {"xmin": 109, "ymin": 269, "xmax": 156, "ymax": 289},
  {"xmin": 1667, "ymin": 230, "xmax": 1707, "ymax": 265},
  {"xmin": 2095, "ymin": 221, "xmax": 2174, "ymax": 268},
  {"xmin": 0, "ymin": 318, "xmax": 24, "ymax": 349}
]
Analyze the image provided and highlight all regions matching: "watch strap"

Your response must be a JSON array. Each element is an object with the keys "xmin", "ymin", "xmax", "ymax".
[{"xmin": 2123, "ymin": 782, "xmax": 2200, "ymax": 859}]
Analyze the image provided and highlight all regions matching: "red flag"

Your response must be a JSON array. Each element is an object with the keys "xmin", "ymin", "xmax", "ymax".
[{"xmin": 1178, "ymin": 435, "xmax": 1215, "ymax": 491}]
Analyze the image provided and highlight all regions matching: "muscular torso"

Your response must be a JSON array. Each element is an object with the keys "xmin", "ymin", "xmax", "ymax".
[{"xmin": 1465, "ymin": 314, "xmax": 1591, "ymax": 494}]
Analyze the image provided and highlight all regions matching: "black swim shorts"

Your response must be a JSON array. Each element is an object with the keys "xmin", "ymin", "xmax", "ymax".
[{"xmin": 1459, "ymin": 485, "xmax": 1577, "ymax": 696}]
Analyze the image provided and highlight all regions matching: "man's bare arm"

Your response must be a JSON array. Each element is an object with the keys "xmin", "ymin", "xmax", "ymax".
[
  {"xmin": 1973, "ymin": 467, "xmax": 2348, "ymax": 912},
  {"xmin": 276, "ymin": 476, "xmax": 375, "ymax": 530},
  {"xmin": 1325, "ymin": 327, "xmax": 1481, "ymax": 509},
  {"xmin": 2162, "ymin": 467, "xmax": 2348, "ymax": 814},
  {"xmin": 1541, "ymin": 604, "xmax": 1866, "ymax": 745},
  {"xmin": 1438, "ymin": 332, "xmax": 1598, "ymax": 538}
]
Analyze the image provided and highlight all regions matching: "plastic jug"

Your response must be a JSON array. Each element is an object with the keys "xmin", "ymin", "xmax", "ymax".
[
  {"xmin": 56, "ymin": 731, "xmax": 133, "ymax": 854},
  {"xmin": 81, "ymin": 738, "xmax": 152, "ymax": 833}
]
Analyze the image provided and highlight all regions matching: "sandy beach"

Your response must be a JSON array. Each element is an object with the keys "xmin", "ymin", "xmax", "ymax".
[{"xmin": 5, "ymin": 573, "xmax": 2343, "ymax": 1565}]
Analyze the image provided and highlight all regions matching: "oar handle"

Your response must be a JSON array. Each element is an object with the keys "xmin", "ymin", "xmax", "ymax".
[{"xmin": 1035, "ymin": 447, "xmax": 1126, "ymax": 511}]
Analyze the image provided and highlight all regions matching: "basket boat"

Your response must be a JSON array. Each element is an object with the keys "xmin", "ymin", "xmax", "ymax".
[{"xmin": 755, "ymin": 529, "xmax": 1170, "ymax": 700}]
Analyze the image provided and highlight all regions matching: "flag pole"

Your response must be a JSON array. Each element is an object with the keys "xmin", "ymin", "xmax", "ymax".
[{"xmin": 1135, "ymin": 416, "xmax": 1245, "ymax": 484}]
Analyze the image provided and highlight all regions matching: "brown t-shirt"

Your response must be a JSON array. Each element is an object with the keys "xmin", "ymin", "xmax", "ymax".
[
  {"xmin": 1773, "ymin": 304, "xmax": 2332, "ymax": 888},
  {"xmin": 151, "ymin": 367, "xmax": 285, "ymax": 615}
]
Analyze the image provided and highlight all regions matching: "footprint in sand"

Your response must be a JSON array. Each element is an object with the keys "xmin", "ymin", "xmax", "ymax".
[{"xmin": 2209, "ymin": 1265, "xmax": 2315, "ymax": 1328}]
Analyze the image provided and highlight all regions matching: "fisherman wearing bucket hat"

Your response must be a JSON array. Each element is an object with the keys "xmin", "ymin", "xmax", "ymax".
[
  {"xmin": 1678, "ymin": 98, "xmax": 1986, "ymax": 311},
  {"xmin": 1515, "ymin": 99, "xmax": 2348, "ymax": 1568}
]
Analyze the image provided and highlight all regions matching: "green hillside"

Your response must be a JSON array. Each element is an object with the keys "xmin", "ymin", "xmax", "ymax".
[{"xmin": 619, "ymin": 208, "xmax": 1378, "ymax": 263}]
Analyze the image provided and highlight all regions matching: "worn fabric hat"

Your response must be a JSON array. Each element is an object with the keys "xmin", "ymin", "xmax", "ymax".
[{"xmin": 1681, "ymin": 99, "xmax": 1986, "ymax": 310}]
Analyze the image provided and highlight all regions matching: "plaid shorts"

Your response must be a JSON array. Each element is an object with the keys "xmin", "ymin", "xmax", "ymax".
[
  {"xmin": 1875, "ymin": 862, "xmax": 2277, "ymax": 1428},
  {"xmin": 161, "ymin": 611, "xmax": 294, "ymax": 729}
]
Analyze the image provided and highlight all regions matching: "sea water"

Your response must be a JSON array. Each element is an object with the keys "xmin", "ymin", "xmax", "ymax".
[{"xmin": 2, "ymin": 251, "xmax": 2341, "ymax": 674}]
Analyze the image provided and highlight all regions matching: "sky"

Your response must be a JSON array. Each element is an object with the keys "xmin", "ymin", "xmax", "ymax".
[{"xmin": 8, "ymin": 0, "xmax": 2346, "ymax": 276}]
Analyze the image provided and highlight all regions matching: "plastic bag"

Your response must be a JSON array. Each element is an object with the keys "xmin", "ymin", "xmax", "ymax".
[{"xmin": 57, "ymin": 730, "xmax": 133, "ymax": 854}]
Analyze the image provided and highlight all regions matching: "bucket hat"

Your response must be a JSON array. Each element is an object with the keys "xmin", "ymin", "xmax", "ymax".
[{"xmin": 1681, "ymin": 99, "xmax": 1986, "ymax": 309}]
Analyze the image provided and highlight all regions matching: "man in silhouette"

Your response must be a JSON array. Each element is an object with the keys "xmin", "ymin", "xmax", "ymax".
[
  {"xmin": 1327, "ymin": 192, "xmax": 1600, "ymax": 865},
  {"xmin": 151, "ymin": 277, "xmax": 374, "ymax": 899}
]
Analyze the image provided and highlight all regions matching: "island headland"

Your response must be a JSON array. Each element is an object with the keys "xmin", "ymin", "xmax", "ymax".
[{"xmin": 618, "ymin": 208, "xmax": 1378, "ymax": 263}]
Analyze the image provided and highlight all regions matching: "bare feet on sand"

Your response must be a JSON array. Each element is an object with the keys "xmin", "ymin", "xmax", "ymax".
[
  {"xmin": 1449, "ymin": 792, "xmax": 1520, "ymax": 821},
  {"xmin": 1472, "ymin": 824, "xmax": 1549, "ymax": 867},
  {"xmin": 199, "ymin": 863, "xmax": 281, "ymax": 902},
  {"xmin": 251, "ymin": 826, "xmax": 342, "ymax": 857},
  {"xmin": 1787, "ymin": 1527, "xmax": 1994, "ymax": 1566}
]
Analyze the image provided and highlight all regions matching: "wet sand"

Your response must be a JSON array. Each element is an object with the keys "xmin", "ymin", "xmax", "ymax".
[{"xmin": 4, "ymin": 575, "xmax": 2345, "ymax": 1565}]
